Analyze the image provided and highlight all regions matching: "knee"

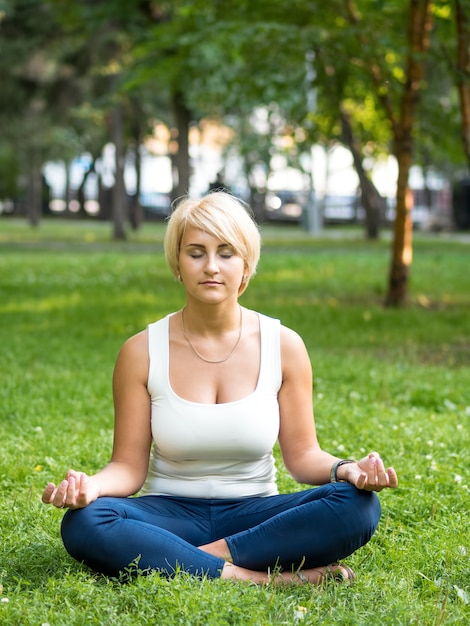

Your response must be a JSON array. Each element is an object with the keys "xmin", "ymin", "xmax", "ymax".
[
  {"xmin": 60, "ymin": 507, "xmax": 90, "ymax": 559},
  {"xmin": 336, "ymin": 483, "xmax": 382, "ymax": 533},
  {"xmin": 60, "ymin": 500, "xmax": 109, "ymax": 560}
]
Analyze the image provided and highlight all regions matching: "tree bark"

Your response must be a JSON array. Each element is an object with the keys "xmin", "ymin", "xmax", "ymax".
[
  {"xmin": 129, "ymin": 98, "xmax": 144, "ymax": 230},
  {"xmin": 455, "ymin": 0, "xmax": 470, "ymax": 170},
  {"xmin": 339, "ymin": 105, "xmax": 385, "ymax": 239},
  {"xmin": 76, "ymin": 155, "xmax": 98, "ymax": 219},
  {"xmin": 171, "ymin": 90, "xmax": 191, "ymax": 202},
  {"xmin": 345, "ymin": 0, "xmax": 432, "ymax": 306},
  {"xmin": 384, "ymin": 0, "xmax": 432, "ymax": 306},
  {"xmin": 111, "ymin": 99, "xmax": 127, "ymax": 240},
  {"xmin": 28, "ymin": 149, "xmax": 42, "ymax": 227}
]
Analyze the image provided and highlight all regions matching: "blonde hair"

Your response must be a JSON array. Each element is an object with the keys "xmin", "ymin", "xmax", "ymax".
[{"xmin": 164, "ymin": 192, "xmax": 261, "ymax": 291}]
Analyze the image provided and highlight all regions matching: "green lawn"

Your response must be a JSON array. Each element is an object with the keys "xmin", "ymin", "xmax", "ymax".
[{"xmin": 0, "ymin": 218, "xmax": 469, "ymax": 625}]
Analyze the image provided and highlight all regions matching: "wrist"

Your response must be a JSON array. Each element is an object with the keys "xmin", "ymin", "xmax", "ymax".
[{"xmin": 330, "ymin": 459, "xmax": 356, "ymax": 483}]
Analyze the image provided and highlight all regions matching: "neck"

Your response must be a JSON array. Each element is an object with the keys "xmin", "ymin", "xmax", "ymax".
[
  {"xmin": 182, "ymin": 301, "xmax": 242, "ymax": 335},
  {"xmin": 180, "ymin": 304, "xmax": 243, "ymax": 364}
]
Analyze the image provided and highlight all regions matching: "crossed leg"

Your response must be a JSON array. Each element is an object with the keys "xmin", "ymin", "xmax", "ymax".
[{"xmin": 199, "ymin": 538, "xmax": 355, "ymax": 585}]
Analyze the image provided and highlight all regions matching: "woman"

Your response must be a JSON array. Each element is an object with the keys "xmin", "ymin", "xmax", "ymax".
[{"xmin": 42, "ymin": 192, "xmax": 398, "ymax": 585}]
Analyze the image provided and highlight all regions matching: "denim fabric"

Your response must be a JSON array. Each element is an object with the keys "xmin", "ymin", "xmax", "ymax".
[{"xmin": 61, "ymin": 482, "xmax": 381, "ymax": 578}]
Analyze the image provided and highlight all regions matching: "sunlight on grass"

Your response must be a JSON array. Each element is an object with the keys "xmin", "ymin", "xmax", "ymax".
[{"xmin": 0, "ymin": 219, "xmax": 469, "ymax": 624}]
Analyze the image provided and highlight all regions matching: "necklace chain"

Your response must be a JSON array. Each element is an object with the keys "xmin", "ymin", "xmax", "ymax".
[{"xmin": 181, "ymin": 306, "xmax": 243, "ymax": 364}]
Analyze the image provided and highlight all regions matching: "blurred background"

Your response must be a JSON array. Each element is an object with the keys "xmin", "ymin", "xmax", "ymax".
[{"xmin": 1, "ymin": 0, "xmax": 469, "ymax": 246}]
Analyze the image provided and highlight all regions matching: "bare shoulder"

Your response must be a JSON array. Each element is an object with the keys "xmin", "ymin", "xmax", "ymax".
[
  {"xmin": 119, "ymin": 329, "xmax": 148, "ymax": 356},
  {"xmin": 114, "ymin": 329, "xmax": 149, "ymax": 378},
  {"xmin": 280, "ymin": 324, "xmax": 309, "ymax": 355},
  {"xmin": 279, "ymin": 324, "xmax": 311, "ymax": 379}
]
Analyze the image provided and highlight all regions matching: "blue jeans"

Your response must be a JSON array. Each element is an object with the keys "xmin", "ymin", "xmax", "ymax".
[{"xmin": 61, "ymin": 483, "xmax": 381, "ymax": 578}]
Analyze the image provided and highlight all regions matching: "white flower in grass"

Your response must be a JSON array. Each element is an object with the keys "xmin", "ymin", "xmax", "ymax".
[
  {"xmin": 415, "ymin": 475, "xmax": 422, "ymax": 480},
  {"xmin": 454, "ymin": 474, "xmax": 463, "ymax": 483},
  {"xmin": 454, "ymin": 586, "xmax": 469, "ymax": 605},
  {"xmin": 1, "ymin": 598, "xmax": 9, "ymax": 604},
  {"xmin": 337, "ymin": 444, "xmax": 345, "ymax": 452},
  {"xmin": 426, "ymin": 454, "xmax": 432, "ymax": 461},
  {"xmin": 294, "ymin": 606, "xmax": 307, "ymax": 621},
  {"xmin": 316, "ymin": 393, "xmax": 324, "ymax": 400},
  {"xmin": 427, "ymin": 440, "xmax": 433, "ymax": 447},
  {"xmin": 458, "ymin": 545, "xmax": 467, "ymax": 556},
  {"xmin": 465, "ymin": 407, "xmax": 470, "ymax": 416},
  {"xmin": 444, "ymin": 399, "xmax": 457, "ymax": 410}
]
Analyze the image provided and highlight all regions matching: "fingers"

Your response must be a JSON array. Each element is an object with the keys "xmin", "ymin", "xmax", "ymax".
[
  {"xmin": 355, "ymin": 472, "xmax": 368, "ymax": 490},
  {"xmin": 75, "ymin": 473, "xmax": 90, "ymax": 507},
  {"xmin": 53, "ymin": 478, "xmax": 71, "ymax": 508},
  {"xmin": 42, "ymin": 471, "xmax": 86, "ymax": 509},
  {"xmin": 372, "ymin": 454, "xmax": 390, "ymax": 488},
  {"xmin": 42, "ymin": 480, "xmax": 70, "ymax": 507},
  {"xmin": 387, "ymin": 467, "xmax": 399, "ymax": 488},
  {"xmin": 41, "ymin": 483, "xmax": 56, "ymax": 504},
  {"xmin": 357, "ymin": 453, "xmax": 398, "ymax": 491},
  {"xmin": 66, "ymin": 469, "xmax": 82, "ymax": 481}
]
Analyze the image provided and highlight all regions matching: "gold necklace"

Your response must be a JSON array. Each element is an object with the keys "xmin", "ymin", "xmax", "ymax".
[{"xmin": 181, "ymin": 306, "xmax": 243, "ymax": 364}]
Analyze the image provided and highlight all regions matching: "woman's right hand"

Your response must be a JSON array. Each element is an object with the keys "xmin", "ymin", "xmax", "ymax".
[{"xmin": 41, "ymin": 469, "xmax": 99, "ymax": 510}]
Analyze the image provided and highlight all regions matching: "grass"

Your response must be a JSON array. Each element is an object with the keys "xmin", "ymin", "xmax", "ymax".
[{"xmin": 0, "ymin": 217, "xmax": 469, "ymax": 625}]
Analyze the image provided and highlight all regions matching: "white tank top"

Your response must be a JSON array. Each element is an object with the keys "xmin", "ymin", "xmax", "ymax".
[{"xmin": 140, "ymin": 312, "xmax": 282, "ymax": 498}]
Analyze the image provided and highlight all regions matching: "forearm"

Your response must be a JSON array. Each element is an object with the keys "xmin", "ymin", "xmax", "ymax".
[
  {"xmin": 91, "ymin": 461, "xmax": 147, "ymax": 498},
  {"xmin": 286, "ymin": 449, "xmax": 399, "ymax": 492},
  {"xmin": 284, "ymin": 449, "xmax": 343, "ymax": 485}
]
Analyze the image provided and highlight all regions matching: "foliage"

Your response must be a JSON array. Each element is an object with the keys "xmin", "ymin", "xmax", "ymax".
[{"xmin": 0, "ymin": 220, "xmax": 469, "ymax": 624}]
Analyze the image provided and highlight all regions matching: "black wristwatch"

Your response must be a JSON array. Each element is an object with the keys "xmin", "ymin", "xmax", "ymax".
[{"xmin": 330, "ymin": 459, "xmax": 356, "ymax": 483}]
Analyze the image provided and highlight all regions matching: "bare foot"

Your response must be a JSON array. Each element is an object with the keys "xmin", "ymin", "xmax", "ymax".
[
  {"xmin": 296, "ymin": 563, "xmax": 355, "ymax": 584},
  {"xmin": 199, "ymin": 538, "xmax": 354, "ymax": 586},
  {"xmin": 221, "ymin": 561, "xmax": 354, "ymax": 585}
]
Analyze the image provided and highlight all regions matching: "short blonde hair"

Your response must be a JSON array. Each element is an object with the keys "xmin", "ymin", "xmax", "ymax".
[{"xmin": 164, "ymin": 192, "xmax": 261, "ymax": 288}]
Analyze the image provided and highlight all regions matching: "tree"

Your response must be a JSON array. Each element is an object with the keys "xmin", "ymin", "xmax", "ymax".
[
  {"xmin": 386, "ymin": 0, "xmax": 433, "ymax": 306},
  {"xmin": 340, "ymin": 0, "xmax": 433, "ymax": 305},
  {"xmin": 454, "ymin": 0, "xmax": 470, "ymax": 170},
  {"xmin": 0, "ymin": 0, "xmax": 66, "ymax": 224}
]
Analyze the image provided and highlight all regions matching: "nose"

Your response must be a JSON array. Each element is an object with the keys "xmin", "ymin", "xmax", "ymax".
[{"xmin": 204, "ymin": 253, "xmax": 219, "ymax": 274}]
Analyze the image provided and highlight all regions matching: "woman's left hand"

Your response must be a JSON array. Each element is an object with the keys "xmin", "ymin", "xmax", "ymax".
[{"xmin": 342, "ymin": 452, "xmax": 398, "ymax": 491}]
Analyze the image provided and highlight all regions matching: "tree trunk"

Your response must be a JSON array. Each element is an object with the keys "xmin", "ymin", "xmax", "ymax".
[
  {"xmin": 345, "ymin": 0, "xmax": 432, "ymax": 305},
  {"xmin": 128, "ymin": 96, "xmax": 144, "ymax": 229},
  {"xmin": 455, "ymin": 0, "xmax": 470, "ymax": 170},
  {"xmin": 384, "ymin": 0, "xmax": 432, "ymax": 306},
  {"xmin": 385, "ymin": 160, "xmax": 414, "ymax": 306},
  {"xmin": 129, "ymin": 146, "xmax": 143, "ymax": 230},
  {"xmin": 28, "ymin": 150, "xmax": 42, "ymax": 227},
  {"xmin": 339, "ymin": 105, "xmax": 384, "ymax": 239},
  {"xmin": 111, "ymin": 100, "xmax": 127, "ymax": 240},
  {"xmin": 76, "ymin": 155, "xmax": 98, "ymax": 219},
  {"xmin": 64, "ymin": 159, "xmax": 72, "ymax": 217},
  {"xmin": 171, "ymin": 90, "xmax": 191, "ymax": 202}
]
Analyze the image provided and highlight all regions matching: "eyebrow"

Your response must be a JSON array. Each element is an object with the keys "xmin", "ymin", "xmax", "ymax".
[{"xmin": 185, "ymin": 242, "xmax": 233, "ymax": 249}]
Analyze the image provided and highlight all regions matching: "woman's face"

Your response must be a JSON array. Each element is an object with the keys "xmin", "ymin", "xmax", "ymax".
[{"xmin": 178, "ymin": 226, "xmax": 246, "ymax": 304}]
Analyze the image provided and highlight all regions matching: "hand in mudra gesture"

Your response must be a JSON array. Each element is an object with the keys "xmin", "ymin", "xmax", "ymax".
[
  {"xmin": 42, "ymin": 470, "xmax": 98, "ymax": 510},
  {"xmin": 342, "ymin": 453, "xmax": 398, "ymax": 492}
]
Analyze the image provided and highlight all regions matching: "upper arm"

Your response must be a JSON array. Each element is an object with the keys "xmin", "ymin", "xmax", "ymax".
[
  {"xmin": 110, "ymin": 330, "xmax": 152, "ymax": 483},
  {"xmin": 277, "ymin": 326, "xmax": 321, "ymax": 476}
]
